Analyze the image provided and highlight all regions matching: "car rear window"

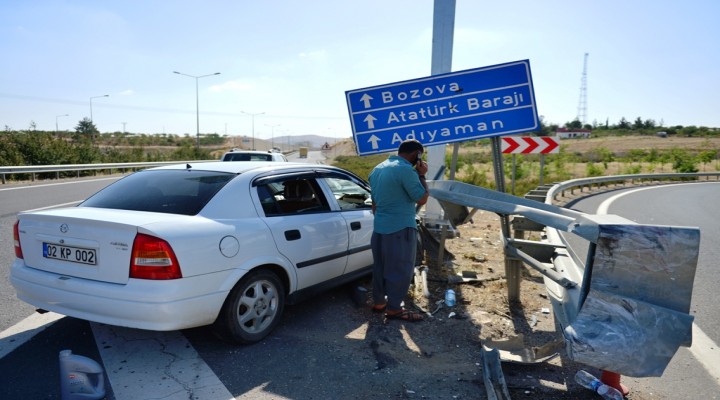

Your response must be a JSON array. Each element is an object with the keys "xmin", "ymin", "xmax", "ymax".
[
  {"xmin": 80, "ymin": 169, "xmax": 235, "ymax": 215},
  {"xmin": 223, "ymin": 153, "xmax": 273, "ymax": 161}
]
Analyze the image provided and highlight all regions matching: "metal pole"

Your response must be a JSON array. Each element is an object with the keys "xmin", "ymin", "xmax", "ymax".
[
  {"xmin": 55, "ymin": 114, "xmax": 68, "ymax": 134},
  {"xmin": 427, "ymin": 0, "xmax": 456, "ymax": 270},
  {"xmin": 266, "ymin": 124, "xmax": 280, "ymax": 149},
  {"xmin": 511, "ymin": 154, "xmax": 517, "ymax": 195},
  {"xmin": 490, "ymin": 136, "xmax": 520, "ymax": 302},
  {"xmin": 241, "ymin": 111, "xmax": 265, "ymax": 150},
  {"xmin": 89, "ymin": 95, "xmax": 109, "ymax": 122},
  {"xmin": 174, "ymin": 71, "xmax": 221, "ymax": 149},
  {"xmin": 195, "ymin": 76, "xmax": 200, "ymax": 148},
  {"xmin": 425, "ymin": 0, "xmax": 456, "ymax": 222}
]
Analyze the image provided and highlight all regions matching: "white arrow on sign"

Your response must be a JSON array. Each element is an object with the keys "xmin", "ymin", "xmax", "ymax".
[
  {"xmin": 364, "ymin": 114, "xmax": 377, "ymax": 129},
  {"xmin": 360, "ymin": 93, "xmax": 373, "ymax": 108},
  {"xmin": 368, "ymin": 134, "xmax": 381, "ymax": 149}
]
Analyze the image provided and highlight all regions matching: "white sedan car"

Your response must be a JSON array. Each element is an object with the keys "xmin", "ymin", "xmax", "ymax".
[{"xmin": 11, "ymin": 162, "xmax": 374, "ymax": 344}]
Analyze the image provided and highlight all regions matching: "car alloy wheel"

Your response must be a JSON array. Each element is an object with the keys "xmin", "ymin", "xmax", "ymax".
[{"xmin": 213, "ymin": 269, "xmax": 285, "ymax": 344}]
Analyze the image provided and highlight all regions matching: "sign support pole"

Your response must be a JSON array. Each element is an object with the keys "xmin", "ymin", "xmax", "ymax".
[
  {"xmin": 491, "ymin": 135, "xmax": 520, "ymax": 301},
  {"xmin": 426, "ymin": 0, "xmax": 457, "ymax": 269},
  {"xmin": 425, "ymin": 0, "xmax": 456, "ymax": 222}
]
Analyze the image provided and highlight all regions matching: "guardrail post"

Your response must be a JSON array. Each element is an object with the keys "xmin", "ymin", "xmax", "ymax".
[{"xmin": 505, "ymin": 225, "xmax": 524, "ymax": 303}]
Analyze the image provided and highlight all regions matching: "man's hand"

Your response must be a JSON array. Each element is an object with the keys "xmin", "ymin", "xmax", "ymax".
[{"xmin": 416, "ymin": 160, "xmax": 428, "ymax": 176}]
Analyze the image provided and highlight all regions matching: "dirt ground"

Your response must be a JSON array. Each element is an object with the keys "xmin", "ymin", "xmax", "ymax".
[
  {"xmin": 352, "ymin": 208, "xmax": 658, "ymax": 399},
  {"xmin": 390, "ymin": 209, "xmax": 589, "ymax": 399},
  {"xmin": 556, "ymin": 135, "xmax": 720, "ymax": 155}
]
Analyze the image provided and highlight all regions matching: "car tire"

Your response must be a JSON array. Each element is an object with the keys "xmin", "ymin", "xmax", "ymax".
[{"xmin": 212, "ymin": 269, "xmax": 285, "ymax": 344}]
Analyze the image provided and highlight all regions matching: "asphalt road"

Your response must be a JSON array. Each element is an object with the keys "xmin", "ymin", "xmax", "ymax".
[
  {"xmin": 563, "ymin": 182, "xmax": 720, "ymax": 399},
  {"xmin": 2, "ymin": 162, "xmax": 718, "ymax": 399}
]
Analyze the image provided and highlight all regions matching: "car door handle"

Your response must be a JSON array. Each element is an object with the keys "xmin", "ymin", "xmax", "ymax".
[
  {"xmin": 284, "ymin": 229, "xmax": 301, "ymax": 241},
  {"xmin": 350, "ymin": 222, "xmax": 361, "ymax": 231}
]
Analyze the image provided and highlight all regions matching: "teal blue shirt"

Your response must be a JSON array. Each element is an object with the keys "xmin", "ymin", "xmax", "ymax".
[{"xmin": 368, "ymin": 155, "xmax": 426, "ymax": 234}]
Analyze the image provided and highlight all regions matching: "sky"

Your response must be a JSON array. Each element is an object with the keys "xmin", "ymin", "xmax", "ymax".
[{"xmin": 1, "ymin": 0, "xmax": 719, "ymax": 141}]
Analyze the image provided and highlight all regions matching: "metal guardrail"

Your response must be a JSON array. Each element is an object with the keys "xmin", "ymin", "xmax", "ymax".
[
  {"xmin": 0, "ymin": 151, "xmax": 306, "ymax": 184},
  {"xmin": 541, "ymin": 172, "xmax": 720, "ymax": 278},
  {"xmin": 429, "ymin": 172, "xmax": 717, "ymax": 377},
  {"xmin": 546, "ymin": 172, "xmax": 720, "ymax": 202},
  {"xmin": 537, "ymin": 172, "xmax": 716, "ymax": 376},
  {"xmin": 0, "ymin": 161, "xmax": 216, "ymax": 184}
]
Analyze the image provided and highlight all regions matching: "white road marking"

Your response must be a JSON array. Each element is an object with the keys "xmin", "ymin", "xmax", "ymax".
[
  {"xmin": 0, "ymin": 177, "xmax": 120, "ymax": 191},
  {"xmin": 0, "ymin": 312, "xmax": 64, "ymax": 359},
  {"xmin": 690, "ymin": 324, "xmax": 720, "ymax": 381},
  {"xmin": 24, "ymin": 201, "xmax": 83, "ymax": 212},
  {"xmin": 91, "ymin": 323, "xmax": 235, "ymax": 400}
]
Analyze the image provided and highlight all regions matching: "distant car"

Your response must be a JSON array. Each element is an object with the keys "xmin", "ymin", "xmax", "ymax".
[
  {"xmin": 10, "ymin": 162, "xmax": 373, "ymax": 344},
  {"xmin": 221, "ymin": 149, "xmax": 288, "ymax": 162}
]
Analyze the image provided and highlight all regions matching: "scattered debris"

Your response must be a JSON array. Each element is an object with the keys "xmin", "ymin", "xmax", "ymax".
[{"xmin": 484, "ymin": 334, "xmax": 563, "ymax": 364}]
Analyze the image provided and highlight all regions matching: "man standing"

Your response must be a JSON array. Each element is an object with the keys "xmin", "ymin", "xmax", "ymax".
[{"xmin": 368, "ymin": 139, "xmax": 429, "ymax": 322}]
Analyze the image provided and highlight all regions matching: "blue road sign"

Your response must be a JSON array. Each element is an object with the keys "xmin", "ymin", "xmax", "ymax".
[{"xmin": 345, "ymin": 60, "xmax": 540, "ymax": 155}]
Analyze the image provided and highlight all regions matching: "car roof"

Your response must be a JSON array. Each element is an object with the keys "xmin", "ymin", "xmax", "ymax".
[
  {"xmin": 223, "ymin": 149, "xmax": 274, "ymax": 155},
  {"xmin": 150, "ymin": 161, "xmax": 323, "ymax": 175}
]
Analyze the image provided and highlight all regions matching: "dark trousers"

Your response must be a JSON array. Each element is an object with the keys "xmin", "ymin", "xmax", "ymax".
[{"xmin": 370, "ymin": 228, "xmax": 417, "ymax": 311}]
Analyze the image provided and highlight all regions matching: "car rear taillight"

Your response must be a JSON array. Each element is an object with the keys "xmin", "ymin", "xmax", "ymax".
[
  {"xmin": 13, "ymin": 220, "xmax": 23, "ymax": 259},
  {"xmin": 130, "ymin": 233, "xmax": 182, "ymax": 280}
]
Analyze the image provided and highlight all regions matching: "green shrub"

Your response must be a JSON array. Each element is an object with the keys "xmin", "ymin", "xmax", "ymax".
[{"xmin": 586, "ymin": 163, "xmax": 604, "ymax": 177}]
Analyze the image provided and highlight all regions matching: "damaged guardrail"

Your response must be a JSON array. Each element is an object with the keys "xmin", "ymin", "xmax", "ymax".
[{"xmin": 427, "ymin": 179, "xmax": 702, "ymax": 377}]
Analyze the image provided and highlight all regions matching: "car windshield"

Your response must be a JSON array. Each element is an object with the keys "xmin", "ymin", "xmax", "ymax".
[{"xmin": 80, "ymin": 169, "xmax": 236, "ymax": 215}]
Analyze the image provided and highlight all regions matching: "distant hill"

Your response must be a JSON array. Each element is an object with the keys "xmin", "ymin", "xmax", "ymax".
[{"xmin": 275, "ymin": 134, "xmax": 350, "ymax": 149}]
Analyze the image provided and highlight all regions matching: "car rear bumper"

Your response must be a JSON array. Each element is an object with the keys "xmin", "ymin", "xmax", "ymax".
[{"xmin": 10, "ymin": 260, "xmax": 233, "ymax": 331}]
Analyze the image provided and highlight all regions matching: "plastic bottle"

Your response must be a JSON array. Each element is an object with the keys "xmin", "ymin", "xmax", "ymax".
[
  {"xmin": 59, "ymin": 350, "xmax": 106, "ymax": 400},
  {"xmin": 444, "ymin": 289, "xmax": 456, "ymax": 307},
  {"xmin": 574, "ymin": 370, "xmax": 624, "ymax": 400}
]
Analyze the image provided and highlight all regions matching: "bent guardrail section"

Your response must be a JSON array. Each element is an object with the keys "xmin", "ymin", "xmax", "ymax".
[{"xmin": 428, "ymin": 179, "xmax": 702, "ymax": 377}]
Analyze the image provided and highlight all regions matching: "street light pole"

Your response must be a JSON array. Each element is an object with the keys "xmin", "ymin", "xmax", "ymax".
[
  {"xmin": 173, "ymin": 71, "xmax": 221, "ymax": 149},
  {"xmin": 89, "ymin": 95, "xmax": 109, "ymax": 122},
  {"xmin": 241, "ymin": 111, "xmax": 265, "ymax": 150},
  {"xmin": 266, "ymin": 124, "xmax": 280, "ymax": 149},
  {"xmin": 55, "ymin": 114, "xmax": 69, "ymax": 134}
]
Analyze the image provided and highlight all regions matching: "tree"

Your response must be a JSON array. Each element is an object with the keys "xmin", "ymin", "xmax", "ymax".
[
  {"xmin": 681, "ymin": 126, "xmax": 699, "ymax": 137},
  {"xmin": 74, "ymin": 118, "xmax": 99, "ymax": 143},
  {"xmin": 617, "ymin": 117, "xmax": 630, "ymax": 129},
  {"xmin": 536, "ymin": 116, "xmax": 556, "ymax": 137},
  {"xmin": 668, "ymin": 148, "xmax": 698, "ymax": 173},
  {"xmin": 633, "ymin": 117, "xmax": 644, "ymax": 129},
  {"xmin": 565, "ymin": 119, "xmax": 583, "ymax": 129}
]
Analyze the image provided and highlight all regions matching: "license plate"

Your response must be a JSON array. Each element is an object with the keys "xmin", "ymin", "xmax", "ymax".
[{"xmin": 43, "ymin": 242, "xmax": 97, "ymax": 265}]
